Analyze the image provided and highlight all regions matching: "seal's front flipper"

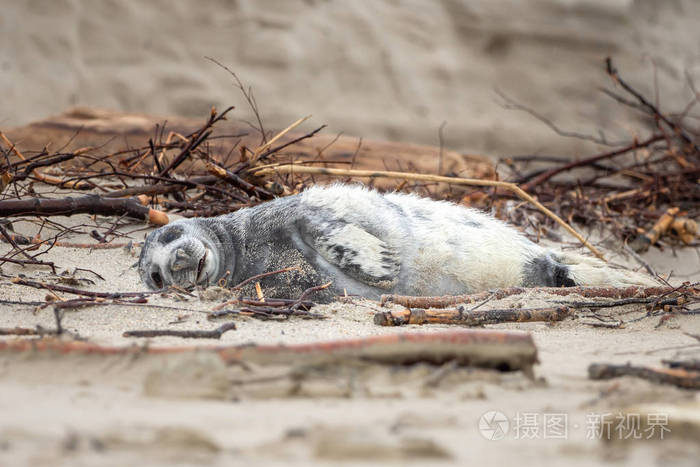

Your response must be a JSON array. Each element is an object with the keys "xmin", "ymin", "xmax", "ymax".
[{"xmin": 300, "ymin": 221, "xmax": 401, "ymax": 289}]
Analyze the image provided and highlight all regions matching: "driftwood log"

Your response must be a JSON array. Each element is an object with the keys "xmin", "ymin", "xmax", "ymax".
[{"xmin": 0, "ymin": 330, "xmax": 538, "ymax": 373}]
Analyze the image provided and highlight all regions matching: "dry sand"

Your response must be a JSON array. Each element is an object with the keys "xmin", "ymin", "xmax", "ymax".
[{"xmin": 1, "ymin": 209, "xmax": 699, "ymax": 466}]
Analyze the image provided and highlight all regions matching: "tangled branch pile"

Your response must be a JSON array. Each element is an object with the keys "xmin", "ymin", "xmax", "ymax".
[
  {"xmin": 0, "ymin": 57, "xmax": 697, "ymax": 277},
  {"xmin": 499, "ymin": 58, "xmax": 699, "ymax": 251}
]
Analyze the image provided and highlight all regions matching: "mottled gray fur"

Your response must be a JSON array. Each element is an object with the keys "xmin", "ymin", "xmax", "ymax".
[{"xmin": 138, "ymin": 184, "xmax": 655, "ymax": 301}]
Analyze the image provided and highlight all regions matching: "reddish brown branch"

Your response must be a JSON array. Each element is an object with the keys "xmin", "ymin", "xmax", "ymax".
[
  {"xmin": 157, "ymin": 106, "xmax": 234, "ymax": 177},
  {"xmin": 210, "ymin": 281, "xmax": 329, "ymax": 321},
  {"xmin": 234, "ymin": 306, "xmax": 324, "ymax": 320},
  {"xmin": 380, "ymin": 286, "xmax": 693, "ymax": 309},
  {"xmin": 206, "ymin": 161, "xmax": 272, "ymax": 197},
  {"xmin": 11, "ymin": 278, "xmax": 154, "ymax": 299},
  {"xmin": 232, "ymin": 124, "xmax": 327, "ymax": 174},
  {"xmin": 606, "ymin": 57, "xmax": 699, "ymax": 152},
  {"xmin": 292, "ymin": 281, "xmax": 333, "ymax": 308},
  {"xmin": 521, "ymin": 134, "xmax": 664, "ymax": 191},
  {"xmin": 0, "ymin": 195, "xmax": 168, "ymax": 225},
  {"xmin": 0, "ymin": 223, "xmax": 57, "ymax": 272},
  {"xmin": 0, "ymin": 232, "xmax": 137, "ymax": 249},
  {"xmin": 103, "ymin": 175, "xmax": 219, "ymax": 198},
  {"xmin": 229, "ymin": 267, "xmax": 300, "ymax": 292},
  {"xmin": 0, "ymin": 255, "xmax": 57, "ymax": 273},
  {"xmin": 0, "ymin": 327, "xmax": 58, "ymax": 336}
]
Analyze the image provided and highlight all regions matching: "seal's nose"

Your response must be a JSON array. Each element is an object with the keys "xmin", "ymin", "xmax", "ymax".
[{"xmin": 150, "ymin": 267, "xmax": 164, "ymax": 289}]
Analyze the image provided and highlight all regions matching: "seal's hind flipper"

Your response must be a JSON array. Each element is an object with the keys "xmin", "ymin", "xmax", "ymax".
[
  {"xmin": 522, "ymin": 254, "xmax": 576, "ymax": 288},
  {"xmin": 300, "ymin": 221, "xmax": 401, "ymax": 289},
  {"xmin": 523, "ymin": 251, "xmax": 659, "ymax": 288}
]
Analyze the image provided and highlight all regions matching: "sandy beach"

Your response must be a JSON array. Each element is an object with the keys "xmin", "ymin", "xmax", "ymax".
[
  {"xmin": 2, "ymin": 0, "xmax": 700, "ymax": 465},
  {"xmin": 1, "ymin": 207, "xmax": 699, "ymax": 466}
]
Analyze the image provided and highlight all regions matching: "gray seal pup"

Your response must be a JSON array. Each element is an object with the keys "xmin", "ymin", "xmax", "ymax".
[{"xmin": 138, "ymin": 183, "xmax": 656, "ymax": 300}]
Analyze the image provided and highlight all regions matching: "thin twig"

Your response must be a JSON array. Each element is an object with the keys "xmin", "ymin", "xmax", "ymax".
[
  {"xmin": 520, "ymin": 134, "xmax": 664, "ymax": 191},
  {"xmin": 230, "ymin": 267, "xmax": 301, "ymax": 291},
  {"xmin": 606, "ymin": 57, "xmax": 700, "ymax": 152},
  {"xmin": 11, "ymin": 277, "xmax": 156, "ymax": 299}
]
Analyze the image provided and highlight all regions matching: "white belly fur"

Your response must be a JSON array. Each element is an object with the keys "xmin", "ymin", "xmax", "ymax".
[{"xmin": 300, "ymin": 184, "xmax": 542, "ymax": 295}]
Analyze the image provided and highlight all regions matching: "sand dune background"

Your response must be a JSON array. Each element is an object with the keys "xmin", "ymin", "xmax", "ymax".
[{"xmin": 3, "ymin": 0, "xmax": 700, "ymax": 156}]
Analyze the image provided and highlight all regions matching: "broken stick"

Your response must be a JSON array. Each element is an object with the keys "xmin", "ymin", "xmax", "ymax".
[
  {"xmin": 11, "ymin": 278, "xmax": 156, "ymax": 299},
  {"xmin": 663, "ymin": 359, "xmax": 700, "ymax": 372},
  {"xmin": 374, "ymin": 306, "xmax": 572, "ymax": 326},
  {"xmin": 0, "ymin": 194, "xmax": 168, "ymax": 225},
  {"xmin": 206, "ymin": 161, "xmax": 272, "ymax": 198},
  {"xmin": 670, "ymin": 217, "xmax": 698, "ymax": 245},
  {"xmin": 123, "ymin": 322, "xmax": 237, "ymax": 339},
  {"xmin": 0, "ymin": 327, "xmax": 59, "ymax": 336},
  {"xmin": 628, "ymin": 207, "xmax": 680, "ymax": 252}
]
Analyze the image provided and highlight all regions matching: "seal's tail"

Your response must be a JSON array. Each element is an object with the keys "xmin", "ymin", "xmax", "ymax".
[{"xmin": 553, "ymin": 251, "xmax": 660, "ymax": 288}]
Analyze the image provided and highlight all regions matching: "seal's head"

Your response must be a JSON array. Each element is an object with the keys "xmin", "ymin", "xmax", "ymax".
[{"xmin": 138, "ymin": 221, "xmax": 223, "ymax": 289}]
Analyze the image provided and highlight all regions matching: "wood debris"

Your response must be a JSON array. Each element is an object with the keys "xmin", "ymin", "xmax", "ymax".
[
  {"xmin": 374, "ymin": 306, "xmax": 572, "ymax": 326},
  {"xmin": 588, "ymin": 362, "xmax": 700, "ymax": 390},
  {"xmin": 0, "ymin": 329, "xmax": 539, "ymax": 373}
]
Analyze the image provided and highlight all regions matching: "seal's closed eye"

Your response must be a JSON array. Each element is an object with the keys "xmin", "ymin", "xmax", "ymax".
[{"xmin": 158, "ymin": 226, "xmax": 183, "ymax": 245}]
